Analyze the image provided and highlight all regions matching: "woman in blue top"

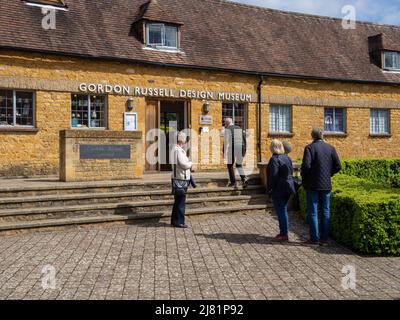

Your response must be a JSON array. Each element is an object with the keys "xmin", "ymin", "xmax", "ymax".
[{"xmin": 267, "ymin": 139, "xmax": 296, "ymax": 242}]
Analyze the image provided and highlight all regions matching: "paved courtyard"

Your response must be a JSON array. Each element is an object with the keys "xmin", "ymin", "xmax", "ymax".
[{"xmin": 0, "ymin": 211, "xmax": 399, "ymax": 300}]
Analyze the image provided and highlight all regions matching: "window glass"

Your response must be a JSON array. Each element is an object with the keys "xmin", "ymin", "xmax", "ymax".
[
  {"xmin": 0, "ymin": 90, "xmax": 34, "ymax": 127},
  {"xmin": 222, "ymin": 103, "xmax": 247, "ymax": 129},
  {"xmin": 147, "ymin": 23, "xmax": 178, "ymax": 48},
  {"xmin": 15, "ymin": 92, "xmax": 34, "ymax": 126},
  {"xmin": 71, "ymin": 94, "xmax": 106, "ymax": 129},
  {"xmin": 164, "ymin": 26, "xmax": 177, "ymax": 47},
  {"xmin": 0, "ymin": 90, "xmax": 14, "ymax": 126},
  {"xmin": 90, "ymin": 96, "xmax": 106, "ymax": 128},
  {"xmin": 269, "ymin": 105, "xmax": 291, "ymax": 133},
  {"xmin": 148, "ymin": 24, "xmax": 163, "ymax": 46},
  {"xmin": 370, "ymin": 109, "xmax": 389, "ymax": 134},
  {"xmin": 384, "ymin": 52, "xmax": 400, "ymax": 70},
  {"xmin": 324, "ymin": 108, "xmax": 345, "ymax": 133}
]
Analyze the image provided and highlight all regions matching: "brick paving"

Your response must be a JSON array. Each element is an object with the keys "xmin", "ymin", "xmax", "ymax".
[{"xmin": 0, "ymin": 211, "xmax": 399, "ymax": 300}]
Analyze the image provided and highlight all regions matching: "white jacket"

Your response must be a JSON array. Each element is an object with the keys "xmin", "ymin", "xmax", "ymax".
[{"xmin": 171, "ymin": 145, "xmax": 192, "ymax": 181}]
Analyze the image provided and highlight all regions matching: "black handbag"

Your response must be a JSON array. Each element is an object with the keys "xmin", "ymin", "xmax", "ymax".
[{"xmin": 171, "ymin": 155, "xmax": 189, "ymax": 196}]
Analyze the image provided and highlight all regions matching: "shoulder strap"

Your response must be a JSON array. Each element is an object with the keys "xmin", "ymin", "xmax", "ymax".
[{"xmin": 172, "ymin": 147, "xmax": 177, "ymax": 179}]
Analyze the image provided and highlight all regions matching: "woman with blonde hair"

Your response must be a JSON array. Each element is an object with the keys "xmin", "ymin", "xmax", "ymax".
[{"xmin": 267, "ymin": 139, "xmax": 296, "ymax": 241}]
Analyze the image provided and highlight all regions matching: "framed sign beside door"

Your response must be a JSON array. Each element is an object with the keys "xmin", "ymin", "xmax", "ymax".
[{"xmin": 124, "ymin": 112, "xmax": 138, "ymax": 131}]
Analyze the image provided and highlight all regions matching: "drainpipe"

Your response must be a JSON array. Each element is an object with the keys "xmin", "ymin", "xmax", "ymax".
[{"xmin": 257, "ymin": 75, "xmax": 265, "ymax": 163}]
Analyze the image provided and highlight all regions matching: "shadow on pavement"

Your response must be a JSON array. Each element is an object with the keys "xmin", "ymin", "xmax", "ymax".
[{"xmin": 195, "ymin": 232, "xmax": 355, "ymax": 255}]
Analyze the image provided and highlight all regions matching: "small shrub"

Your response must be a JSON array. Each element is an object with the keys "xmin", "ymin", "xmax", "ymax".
[
  {"xmin": 341, "ymin": 159, "xmax": 400, "ymax": 188},
  {"xmin": 298, "ymin": 174, "xmax": 400, "ymax": 255}
]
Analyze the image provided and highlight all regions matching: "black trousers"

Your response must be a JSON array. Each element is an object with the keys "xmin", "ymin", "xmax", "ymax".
[
  {"xmin": 227, "ymin": 162, "xmax": 246, "ymax": 184},
  {"xmin": 226, "ymin": 147, "xmax": 246, "ymax": 184},
  {"xmin": 171, "ymin": 194, "xmax": 186, "ymax": 226}
]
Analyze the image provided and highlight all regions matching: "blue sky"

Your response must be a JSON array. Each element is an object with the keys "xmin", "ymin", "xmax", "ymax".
[{"xmin": 232, "ymin": 0, "xmax": 400, "ymax": 25}]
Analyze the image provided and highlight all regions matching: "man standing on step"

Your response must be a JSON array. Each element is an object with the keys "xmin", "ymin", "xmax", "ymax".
[
  {"xmin": 301, "ymin": 128, "xmax": 341, "ymax": 246},
  {"xmin": 223, "ymin": 117, "xmax": 249, "ymax": 188}
]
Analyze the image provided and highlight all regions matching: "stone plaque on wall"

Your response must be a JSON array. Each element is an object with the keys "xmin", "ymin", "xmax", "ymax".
[{"xmin": 80, "ymin": 145, "xmax": 131, "ymax": 160}]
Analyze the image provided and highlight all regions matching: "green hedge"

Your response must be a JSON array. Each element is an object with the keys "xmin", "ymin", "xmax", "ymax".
[
  {"xmin": 341, "ymin": 159, "xmax": 400, "ymax": 188},
  {"xmin": 299, "ymin": 174, "xmax": 400, "ymax": 255}
]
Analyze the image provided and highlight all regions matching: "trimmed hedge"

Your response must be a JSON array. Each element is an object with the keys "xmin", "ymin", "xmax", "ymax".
[
  {"xmin": 341, "ymin": 159, "xmax": 400, "ymax": 188},
  {"xmin": 299, "ymin": 174, "xmax": 400, "ymax": 255}
]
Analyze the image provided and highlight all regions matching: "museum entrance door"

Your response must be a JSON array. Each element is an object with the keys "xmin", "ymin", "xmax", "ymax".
[
  {"xmin": 145, "ymin": 100, "xmax": 188, "ymax": 172},
  {"xmin": 159, "ymin": 101, "xmax": 186, "ymax": 171}
]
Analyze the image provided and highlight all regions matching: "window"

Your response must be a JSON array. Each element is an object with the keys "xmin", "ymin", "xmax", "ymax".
[
  {"xmin": 370, "ymin": 109, "xmax": 390, "ymax": 134},
  {"xmin": 324, "ymin": 108, "xmax": 346, "ymax": 133},
  {"xmin": 0, "ymin": 90, "xmax": 35, "ymax": 127},
  {"xmin": 71, "ymin": 94, "xmax": 106, "ymax": 129},
  {"xmin": 269, "ymin": 105, "xmax": 292, "ymax": 133},
  {"xmin": 146, "ymin": 23, "xmax": 178, "ymax": 49},
  {"xmin": 222, "ymin": 103, "xmax": 247, "ymax": 129},
  {"xmin": 383, "ymin": 51, "xmax": 400, "ymax": 71}
]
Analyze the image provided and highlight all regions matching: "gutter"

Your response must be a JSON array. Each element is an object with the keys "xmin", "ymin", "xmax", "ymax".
[
  {"xmin": 257, "ymin": 76, "xmax": 265, "ymax": 163},
  {"xmin": 1, "ymin": 46, "xmax": 400, "ymax": 87}
]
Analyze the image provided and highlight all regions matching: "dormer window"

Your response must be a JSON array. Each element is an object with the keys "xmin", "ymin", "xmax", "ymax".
[
  {"xmin": 383, "ymin": 51, "xmax": 400, "ymax": 71},
  {"xmin": 146, "ymin": 23, "xmax": 178, "ymax": 50}
]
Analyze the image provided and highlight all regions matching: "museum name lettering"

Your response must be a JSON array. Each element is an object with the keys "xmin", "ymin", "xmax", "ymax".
[{"xmin": 79, "ymin": 83, "xmax": 253, "ymax": 102}]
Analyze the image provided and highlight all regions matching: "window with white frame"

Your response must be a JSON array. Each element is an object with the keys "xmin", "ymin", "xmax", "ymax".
[
  {"xmin": 324, "ymin": 108, "xmax": 346, "ymax": 133},
  {"xmin": 370, "ymin": 109, "xmax": 390, "ymax": 134},
  {"xmin": 71, "ymin": 94, "xmax": 107, "ymax": 129},
  {"xmin": 0, "ymin": 90, "xmax": 35, "ymax": 127},
  {"xmin": 383, "ymin": 51, "xmax": 400, "ymax": 71},
  {"xmin": 146, "ymin": 23, "xmax": 178, "ymax": 49},
  {"xmin": 222, "ymin": 103, "xmax": 247, "ymax": 129},
  {"xmin": 269, "ymin": 104, "xmax": 292, "ymax": 133}
]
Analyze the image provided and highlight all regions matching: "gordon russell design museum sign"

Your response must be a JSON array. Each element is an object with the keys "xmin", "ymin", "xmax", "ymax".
[{"xmin": 79, "ymin": 83, "xmax": 253, "ymax": 102}]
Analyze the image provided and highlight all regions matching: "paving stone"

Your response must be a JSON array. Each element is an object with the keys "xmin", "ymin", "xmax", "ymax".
[{"xmin": 0, "ymin": 212, "xmax": 399, "ymax": 300}]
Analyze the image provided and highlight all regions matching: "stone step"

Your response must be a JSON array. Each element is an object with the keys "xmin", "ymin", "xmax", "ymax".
[
  {"xmin": 0, "ymin": 185, "xmax": 265, "ymax": 209},
  {"xmin": 0, "ymin": 176, "xmax": 262, "ymax": 198},
  {"xmin": 0, "ymin": 204, "xmax": 270, "ymax": 234},
  {"xmin": 0, "ymin": 195, "xmax": 270, "ymax": 223}
]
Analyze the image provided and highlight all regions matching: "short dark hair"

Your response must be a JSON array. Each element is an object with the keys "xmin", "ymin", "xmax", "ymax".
[
  {"xmin": 282, "ymin": 141, "xmax": 292, "ymax": 154},
  {"xmin": 311, "ymin": 128, "xmax": 324, "ymax": 140}
]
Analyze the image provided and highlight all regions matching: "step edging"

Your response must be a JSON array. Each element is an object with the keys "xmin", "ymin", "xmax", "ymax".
[{"xmin": 0, "ymin": 204, "xmax": 270, "ymax": 231}]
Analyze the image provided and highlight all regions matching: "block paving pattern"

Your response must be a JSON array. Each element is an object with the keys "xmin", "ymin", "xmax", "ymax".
[{"xmin": 0, "ymin": 211, "xmax": 399, "ymax": 300}]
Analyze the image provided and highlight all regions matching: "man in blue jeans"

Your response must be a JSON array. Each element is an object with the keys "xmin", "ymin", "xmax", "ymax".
[{"xmin": 301, "ymin": 128, "xmax": 341, "ymax": 246}]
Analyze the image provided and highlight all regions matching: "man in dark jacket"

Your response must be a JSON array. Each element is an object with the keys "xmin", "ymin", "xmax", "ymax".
[
  {"xmin": 301, "ymin": 128, "xmax": 341, "ymax": 246},
  {"xmin": 224, "ymin": 117, "xmax": 248, "ymax": 188}
]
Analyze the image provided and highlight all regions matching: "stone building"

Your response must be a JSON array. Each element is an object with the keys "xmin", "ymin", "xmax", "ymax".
[{"xmin": 0, "ymin": 0, "xmax": 400, "ymax": 177}]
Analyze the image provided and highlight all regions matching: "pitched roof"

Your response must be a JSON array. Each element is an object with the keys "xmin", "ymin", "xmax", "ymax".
[
  {"xmin": 1, "ymin": 0, "xmax": 400, "ymax": 84},
  {"xmin": 135, "ymin": 0, "xmax": 183, "ymax": 24}
]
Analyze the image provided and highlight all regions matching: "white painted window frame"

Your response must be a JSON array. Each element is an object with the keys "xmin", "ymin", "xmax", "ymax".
[
  {"xmin": 383, "ymin": 51, "xmax": 400, "ymax": 71},
  {"xmin": 146, "ymin": 23, "xmax": 178, "ymax": 50}
]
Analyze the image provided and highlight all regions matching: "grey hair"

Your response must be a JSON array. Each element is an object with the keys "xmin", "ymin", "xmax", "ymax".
[
  {"xmin": 224, "ymin": 117, "xmax": 233, "ymax": 126},
  {"xmin": 311, "ymin": 128, "xmax": 324, "ymax": 140},
  {"xmin": 177, "ymin": 131, "xmax": 187, "ymax": 144}
]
